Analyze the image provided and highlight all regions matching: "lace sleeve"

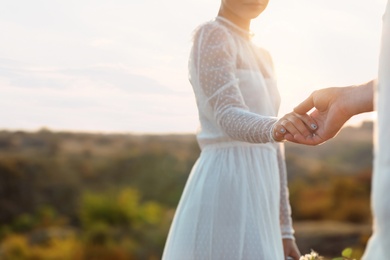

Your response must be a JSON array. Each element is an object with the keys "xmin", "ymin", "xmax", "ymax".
[
  {"xmin": 277, "ymin": 143, "xmax": 295, "ymax": 239},
  {"xmin": 190, "ymin": 24, "xmax": 277, "ymax": 143}
]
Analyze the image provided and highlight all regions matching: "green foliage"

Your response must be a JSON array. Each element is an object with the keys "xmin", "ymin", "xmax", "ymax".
[
  {"xmin": 12, "ymin": 214, "xmax": 35, "ymax": 233},
  {"xmin": 78, "ymin": 187, "xmax": 168, "ymax": 259},
  {"xmin": 342, "ymin": 248, "xmax": 353, "ymax": 258},
  {"xmin": 0, "ymin": 233, "xmax": 78, "ymax": 260},
  {"xmin": 80, "ymin": 189, "xmax": 138, "ymax": 227},
  {"xmin": 0, "ymin": 188, "xmax": 168, "ymax": 259},
  {"xmin": 80, "ymin": 188, "xmax": 165, "ymax": 229},
  {"xmin": 1, "ymin": 235, "xmax": 29, "ymax": 260},
  {"xmin": 289, "ymin": 174, "xmax": 371, "ymax": 223},
  {"xmin": 332, "ymin": 247, "xmax": 356, "ymax": 260},
  {"xmin": 83, "ymin": 222, "xmax": 112, "ymax": 246}
]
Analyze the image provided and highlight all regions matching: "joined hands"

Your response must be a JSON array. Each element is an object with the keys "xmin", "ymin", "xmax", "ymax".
[{"xmin": 274, "ymin": 81, "xmax": 374, "ymax": 146}]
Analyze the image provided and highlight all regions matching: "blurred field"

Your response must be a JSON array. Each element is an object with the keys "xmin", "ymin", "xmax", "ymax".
[{"xmin": 0, "ymin": 122, "xmax": 374, "ymax": 259}]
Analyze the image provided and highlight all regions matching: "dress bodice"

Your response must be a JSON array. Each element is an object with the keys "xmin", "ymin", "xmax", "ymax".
[{"xmin": 188, "ymin": 16, "xmax": 280, "ymax": 148}]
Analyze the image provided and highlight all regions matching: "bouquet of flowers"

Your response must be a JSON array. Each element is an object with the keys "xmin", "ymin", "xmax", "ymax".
[
  {"xmin": 299, "ymin": 250, "xmax": 322, "ymax": 260},
  {"xmin": 299, "ymin": 248, "xmax": 355, "ymax": 260}
]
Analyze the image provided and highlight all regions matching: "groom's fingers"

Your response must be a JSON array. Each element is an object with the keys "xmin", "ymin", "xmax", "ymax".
[
  {"xmin": 296, "ymin": 113, "xmax": 318, "ymax": 132},
  {"xmin": 294, "ymin": 93, "xmax": 315, "ymax": 115},
  {"xmin": 289, "ymin": 132, "xmax": 325, "ymax": 146}
]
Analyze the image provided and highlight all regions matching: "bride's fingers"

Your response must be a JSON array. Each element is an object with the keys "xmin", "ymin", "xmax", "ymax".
[
  {"xmin": 296, "ymin": 113, "xmax": 318, "ymax": 131},
  {"xmin": 288, "ymin": 132, "xmax": 325, "ymax": 145},
  {"xmin": 283, "ymin": 116, "xmax": 313, "ymax": 139},
  {"xmin": 273, "ymin": 131, "xmax": 284, "ymax": 142},
  {"xmin": 280, "ymin": 119, "xmax": 303, "ymax": 139},
  {"xmin": 273, "ymin": 124, "xmax": 287, "ymax": 141},
  {"xmin": 284, "ymin": 133, "xmax": 294, "ymax": 142},
  {"xmin": 274, "ymin": 112, "xmax": 318, "ymax": 142}
]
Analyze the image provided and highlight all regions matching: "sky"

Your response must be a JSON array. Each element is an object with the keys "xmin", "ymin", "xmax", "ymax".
[{"xmin": 0, "ymin": 0, "xmax": 387, "ymax": 134}]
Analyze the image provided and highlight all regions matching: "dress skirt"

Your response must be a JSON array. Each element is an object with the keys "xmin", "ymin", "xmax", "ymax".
[{"xmin": 162, "ymin": 142, "xmax": 284, "ymax": 260}]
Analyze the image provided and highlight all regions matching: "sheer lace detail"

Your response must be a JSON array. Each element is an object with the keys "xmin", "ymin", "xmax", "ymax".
[
  {"xmin": 190, "ymin": 20, "xmax": 277, "ymax": 143},
  {"xmin": 277, "ymin": 144, "xmax": 295, "ymax": 239}
]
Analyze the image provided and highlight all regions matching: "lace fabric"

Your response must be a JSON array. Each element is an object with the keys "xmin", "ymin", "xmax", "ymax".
[{"xmin": 189, "ymin": 16, "xmax": 279, "ymax": 145}]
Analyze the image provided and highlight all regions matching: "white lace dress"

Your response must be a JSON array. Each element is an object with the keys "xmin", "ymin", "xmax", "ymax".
[
  {"xmin": 363, "ymin": 1, "xmax": 390, "ymax": 259},
  {"xmin": 162, "ymin": 16, "xmax": 294, "ymax": 260}
]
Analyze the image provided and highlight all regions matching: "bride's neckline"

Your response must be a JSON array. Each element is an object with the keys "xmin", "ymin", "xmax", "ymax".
[{"xmin": 215, "ymin": 16, "xmax": 254, "ymax": 38}]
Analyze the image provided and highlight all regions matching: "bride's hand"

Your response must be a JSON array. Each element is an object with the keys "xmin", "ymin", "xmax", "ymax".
[
  {"xmin": 272, "ymin": 112, "xmax": 317, "ymax": 142},
  {"xmin": 282, "ymin": 238, "xmax": 301, "ymax": 260}
]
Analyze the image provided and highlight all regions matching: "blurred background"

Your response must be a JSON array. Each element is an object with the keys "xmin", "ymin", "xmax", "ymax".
[{"xmin": 0, "ymin": 0, "xmax": 387, "ymax": 259}]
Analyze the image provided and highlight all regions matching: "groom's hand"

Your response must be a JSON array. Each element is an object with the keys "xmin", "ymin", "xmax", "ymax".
[{"xmin": 289, "ymin": 87, "xmax": 353, "ymax": 145}]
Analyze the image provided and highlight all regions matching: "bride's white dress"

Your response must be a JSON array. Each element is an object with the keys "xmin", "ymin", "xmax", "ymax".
[
  {"xmin": 363, "ymin": 1, "xmax": 390, "ymax": 259},
  {"xmin": 162, "ymin": 17, "xmax": 294, "ymax": 260}
]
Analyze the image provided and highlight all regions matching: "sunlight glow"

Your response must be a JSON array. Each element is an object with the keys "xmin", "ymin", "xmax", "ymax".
[{"xmin": 0, "ymin": 0, "xmax": 387, "ymax": 133}]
